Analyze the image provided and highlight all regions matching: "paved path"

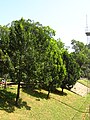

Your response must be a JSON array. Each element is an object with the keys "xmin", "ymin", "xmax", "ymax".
[{"xmin": 71, "ymin": 82, "xmax": 90, "ymax": 96}]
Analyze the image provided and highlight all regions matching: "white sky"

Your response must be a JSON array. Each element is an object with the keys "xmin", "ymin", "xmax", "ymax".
[{"xmin": 0, "ymin": 0, "xmax": 90, "ymax": 49}]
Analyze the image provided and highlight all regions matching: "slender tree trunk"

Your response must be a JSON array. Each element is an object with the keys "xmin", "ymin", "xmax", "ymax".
[
  {"xmin": 15, "ymin": 55, "xmax": 22, "ymax": 106},
  {"xmin": 61, "ymin": 88, "xmax": 64, "ymax": 94},
  {"xmin": 47, "ymin": 89, "xmax": 50, "ymax": 99},
  {"xmin": 15, "ymin": 81, "xmax": 20, "ymax": 106},
  {"xmin": 4, "ymin": 80, "xmax": 7, "ymax": 89},
  {"xmin": 47, "ymin": 83, "xmax": 51, "ymax": 99}
]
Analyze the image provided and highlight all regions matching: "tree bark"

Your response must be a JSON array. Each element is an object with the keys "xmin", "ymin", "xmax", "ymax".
[
  {"xmin": 47, "ymin": 83, "xmax": 52, "ymax": 99},
  {"xmin": 4, "ymin": 80, "xmax": 7, "ymax": 89},
  {"xmin": 15, "ymin": 81, "xmax": 20, "ymax": 106},
  {"xmin": 15, "ymin": 54, "xmax": 22, "ymax": 106},
  {"xmin": 47, "ymin": 89, "xmax": 50, "ymax": 99},
  {"xmin": 61, "ymin": 88, "xmax": 64, "ymax": 94}
]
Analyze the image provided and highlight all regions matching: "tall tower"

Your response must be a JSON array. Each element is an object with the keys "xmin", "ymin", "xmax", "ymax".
[{"xmin": 85, "ymin": 15, "xmax": 90, "ymax": 44}]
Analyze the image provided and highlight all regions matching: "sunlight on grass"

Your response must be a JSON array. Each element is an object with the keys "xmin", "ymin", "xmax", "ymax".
[
  {"xmin": 0, "ymin": 85, "xmax": 90, "ymax": 120},
  {"xmin": 78, "ymin": 79, "xmax": 90, "ymax": 88}
]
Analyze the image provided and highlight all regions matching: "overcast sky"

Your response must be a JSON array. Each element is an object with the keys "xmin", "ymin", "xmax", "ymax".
[{"xmin": 0, "ymin": 0, "xmax": 90, "ymax": 49}]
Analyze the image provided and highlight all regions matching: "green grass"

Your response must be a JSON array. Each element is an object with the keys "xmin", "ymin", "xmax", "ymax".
[
  {"xmin": 78, "ymin": 79, "xmax": 90, "ymax": 88},
  {"xmin": 0, "ymin": 85, "xmax": 90, "ymax": 120}
]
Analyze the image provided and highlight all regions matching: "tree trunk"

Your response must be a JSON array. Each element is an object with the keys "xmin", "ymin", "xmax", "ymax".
[
  {"xmin": 15, "ymin": 81, "xmax": 20, "ymax": 106},
  {"xmin": 4, "ymin": 80, "xmax": 7, "ymax": 89},
  {"xmin": 15, "ymin": 55, "xmax": 22, "ymax": 106},
  {"xmin": 47, "ymin": 89, "xmax": 50, "ymax": 99},
  {"xmin": 47, "ymin": 83, "xmax": 51, "ymax": 99},
  {"xmin": 61, "ymin": 88, "xmax": 64, "ymax": 94}
]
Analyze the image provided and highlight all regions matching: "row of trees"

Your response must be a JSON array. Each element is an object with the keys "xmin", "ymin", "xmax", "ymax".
[
  {"xmin": 71, "ymin": 40, "xmax": 90, "ymax": 79},
  {"xmin": 0, "ymin": 18, "xmax": 90, "ymax": 105}
]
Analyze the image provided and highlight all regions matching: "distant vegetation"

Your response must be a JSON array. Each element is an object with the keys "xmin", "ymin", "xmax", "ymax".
[{"xmin": 0, "ymin": 18, "xmax": 90, "ymax": 106}]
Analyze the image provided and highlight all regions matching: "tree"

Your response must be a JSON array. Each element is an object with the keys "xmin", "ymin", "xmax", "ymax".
[
  {"xmin": 0, "ymin": 25, "xmax": 10, "ymax": 77},
  {"xmin": 71, "ymin": 39, "xmax": 87, "ymax": 67},
  {"xmin": 42, "ymin": 39, "xmax": 66, "ymax": 98},
  {"xmin": 23, "ymin": 24, "xmax": 55, "ymax": 88},
  {"xmin": 86, "ymin": 44, "xmax": 90, "ymax": 79},
  {"xmin": 61, "ymin": 51, "xmax": 80, "ymax": 93},
  {"xmin": 8, "ymin": 18, "xmax": 35, "ymax": 105},
  {"xmin": 0, "ymin": 25, "xmax": 13, "ymax": 88},
  {"xmin": 71, "ymin": 39, "xmax": 90, "ymax": 78},
  {"xmin": 8, "ymin": 18, "xmax": 58, "ymax": 103}
]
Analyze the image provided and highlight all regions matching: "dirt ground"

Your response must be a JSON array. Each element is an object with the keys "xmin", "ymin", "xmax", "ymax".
[{"xmin": 71, "ymin": 82, "xmax": 90, "ymax": 96}]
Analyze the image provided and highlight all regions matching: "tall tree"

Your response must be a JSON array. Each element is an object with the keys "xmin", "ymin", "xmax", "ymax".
[
  {"xmin": 8, "ymin": 18, "xmax": 58, "ymax": 103},
  {"xmin": 0, "ymin": 25, "xmax": 10, "ymax": 77},
  {"xmin": 43, "ymin": 39, "xmax": 66, "ymax": 98},
  {"xmin": 71, "ymin": 39, "xmax": 89, "ymax": 78},
  {"xmin": 8, "ymin": 18, "xmax": 35, "ymax": 105},
  {"xmin": 61, "ymin": 51, "xmax": 80, "ymax": 93}
]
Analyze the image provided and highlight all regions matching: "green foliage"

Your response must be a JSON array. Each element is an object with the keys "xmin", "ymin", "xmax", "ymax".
[
  {"xmin": 0, "ymin": 25, "xmax": 10, "ymax": 52},
  {"xmin": 0, "ymin": 18, "xmax": 65, "ymax": 101},
  {"xmin": 71, "ymin": 39, "xmax": 90, "ymax": 78},
  {"xmin": 71, "ymin": 39, "xmax": 87, "ymax": 67},
  {"xmin": 42, "ymin": 39, "xmax": 66, "ymax": 95},
  {"xmin": 0, "ymin": 25, "xmax": 10, "ymax": 77},
  {"xmin": 0, "ymin": 49, "xmax": 12, "ymax": 77},
  {"xmin": 0, "ymin": 17, "xmax": 90, "ymax": 119},
  {"xmin": 0, "ymin": 18, "xmax": 84, "ymax": 102},
  {"xmin": 61, "ymin": 51, "xmax": 80, "ymax": 91}
]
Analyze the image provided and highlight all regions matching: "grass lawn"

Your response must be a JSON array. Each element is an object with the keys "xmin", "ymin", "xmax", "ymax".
[
  {"xmin": 0, "ymin": 85, "xmax": 90, "ymax": 120},
  {"xmin": 78, "ymin": 79, "xmax": 90, "ymax": 88}
]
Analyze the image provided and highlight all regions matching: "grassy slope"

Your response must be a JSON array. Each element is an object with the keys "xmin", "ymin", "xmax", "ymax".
[
  {"xmin": 78, "ymin": 79, "xmax": 90, "ymax": 88},
  {"xmin": 0, "ymin": 86, "xmax": 90, "ymax": 120}
]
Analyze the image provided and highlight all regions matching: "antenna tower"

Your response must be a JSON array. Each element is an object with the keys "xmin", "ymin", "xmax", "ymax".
[{"xmin": 85, "ymin": 15, "xmax": 90, "ymax": 44}]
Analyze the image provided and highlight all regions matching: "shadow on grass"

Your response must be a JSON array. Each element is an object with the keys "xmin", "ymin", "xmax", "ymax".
[
  {"xmin": 22, "ymin": 87, "xmax": 67, "ymax": 101},
  {"xmin": 23, "ymin": 88, "xmax": 48, "ymax": 100},
  {"xmin": 0, "ymin": 89, "xmax": 31, "ymax": 113},
  {"xmin": 51, "ymin": 89, "xmax": 67, "ymax": 96}
]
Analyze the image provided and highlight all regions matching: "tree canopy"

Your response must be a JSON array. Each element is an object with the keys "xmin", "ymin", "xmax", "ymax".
[{"xmin": 0, "ymin": 18, "xmax": 84, "ymax": 104}]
